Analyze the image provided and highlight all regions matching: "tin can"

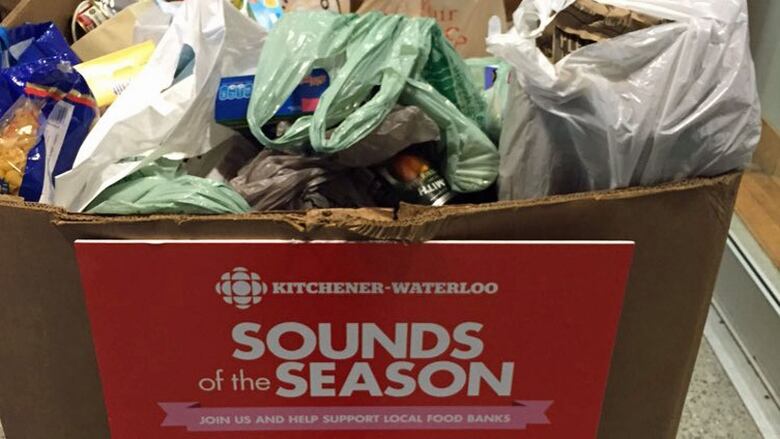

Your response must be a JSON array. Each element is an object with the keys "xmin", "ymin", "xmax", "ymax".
[{"xmin": 377, "ymin": 153, "xmax": 455, "ymax": 207}]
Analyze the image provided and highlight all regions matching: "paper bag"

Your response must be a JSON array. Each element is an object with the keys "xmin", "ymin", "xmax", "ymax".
[
  {"xmin": 71, "ymin": 0, "xmax": 179, "ymax": 62},
  {"xmin": 357, "ymin": 0, "xmax": 507, "ymax": 58}
]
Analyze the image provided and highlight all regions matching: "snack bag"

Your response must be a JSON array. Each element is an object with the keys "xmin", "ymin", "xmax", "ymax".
[
  {"xmin": 0, "ymin": 22, "xmax": 80, "ymax": 69},
  {"xmin": 0, "ymin": 61, "xmax": 97, "ymax": 203},
  {"xmin": 0, "ymin": 98, "xmax": 42, "ymax": 196}
]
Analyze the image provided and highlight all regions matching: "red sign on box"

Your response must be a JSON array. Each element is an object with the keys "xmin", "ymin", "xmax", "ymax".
[{"xmin": 74, "ymin": 241, "xmax": 634, "ymax": 439}]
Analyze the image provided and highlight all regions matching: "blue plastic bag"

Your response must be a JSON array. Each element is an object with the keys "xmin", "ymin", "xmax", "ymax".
[
  {"xmin": 0, "ymin": 23, "xmax": 96, "ymax": 203},
  {"xmin": 0, "ymin": 22, "xmax": 80, "ymax": 69}
]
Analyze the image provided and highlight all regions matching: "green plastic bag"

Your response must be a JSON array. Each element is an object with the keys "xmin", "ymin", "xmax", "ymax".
[
  {"xmin": 247, "ymin": 11, "xmax": 497, "ymax": 193},
  {"xmin": 86, "ymin": 159, "xmax": 250, "ymax": 215},
  {"xmin": 466, "ymin": 57, "xmax": 511, "ymax": 144}
]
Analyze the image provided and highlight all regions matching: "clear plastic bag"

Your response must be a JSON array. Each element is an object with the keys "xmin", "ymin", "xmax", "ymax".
[{"xmin": 488, "ymin": 0, "xmax": 761, "ymax": 199}]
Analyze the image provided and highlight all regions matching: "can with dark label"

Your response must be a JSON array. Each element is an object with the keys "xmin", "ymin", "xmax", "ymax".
[{"xmin": 377, "ymin": 153, "xmax": 455, "ymax": 207}]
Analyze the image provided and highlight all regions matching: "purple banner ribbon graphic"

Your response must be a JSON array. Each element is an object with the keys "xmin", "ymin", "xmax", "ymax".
[{"xmin": 159, "ymin": 402, "xmax": 553, "ymax": 432}]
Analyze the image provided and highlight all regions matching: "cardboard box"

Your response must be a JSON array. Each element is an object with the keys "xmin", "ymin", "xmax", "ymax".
[
  {"xmin": 355, "ymin": 0, "xmax": 508, "ymax": 58},
  {"xmin": 0, "ymin": 173, "xmax": 741, "ymax": 438},
  {"xmin": 1, "ymin": 0, "xmax": 81, "ymax": 38},
  {"xmin": 0, "ymin": 3, "xmax": 744, "ymax": 438}
]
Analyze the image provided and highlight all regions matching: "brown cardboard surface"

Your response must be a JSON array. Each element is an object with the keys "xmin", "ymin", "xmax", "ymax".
[
  {"xmin": 356, "ymin": 0, "xmax": 508, "ymax": 58},
  {"xmin": 1, "ymin": 0, "xmax": 81, "ymax": 36},
  {"xmin": 0, "ymin": 173, "xmax": 740, "ymax": 438}
]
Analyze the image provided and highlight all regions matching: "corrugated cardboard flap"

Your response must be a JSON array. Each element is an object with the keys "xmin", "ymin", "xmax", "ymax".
[{"xmin": 43, "ymin": 172, "xmax": 741, "ymax": 242}]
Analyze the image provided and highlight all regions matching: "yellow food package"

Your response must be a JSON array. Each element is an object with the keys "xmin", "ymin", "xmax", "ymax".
[
  {"xmin": 0, "ymin": 98, "xmax": 43, "ymax": 196},
  {"xmin": 75, "ymin": 40, "xmax": 156, "ymax": 108}
]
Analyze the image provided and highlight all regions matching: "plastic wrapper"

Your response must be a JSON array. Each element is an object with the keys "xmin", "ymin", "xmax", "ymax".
[
  {"xmin": 487, "ymin": 0, "xmax": 761, "ymax": 200},
  {"xmin": 230, "ymin": 150, "xmax": 376, "ymax": 211},
  {"xmin": 247, "ymin": 11, "xmax": 498, "ymax": 194},
  {"xmin": 55, "ymin": 0, "xmax": 267, "ymax": 212},
  {"xmin": 86, "ymin": 159, "xmax": 250, "ymax": 215},
  {"xmin": 0, "ymin": 98, "xmax": 42, "ymax": 196},
  {"xmin": 0, "ymin": 22, "xmax": 97, "ymax": 203},
  {"xmin": 0, "ymin": 22, "xmax": 80, "ymax": 69}
]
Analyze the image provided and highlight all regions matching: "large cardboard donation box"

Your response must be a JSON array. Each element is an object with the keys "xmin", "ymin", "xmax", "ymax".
[
  {"xmin": 0, "ymin": 173, "xmax": 741, "ymax": 439},
  {"xmin": 0, "ymin": 1, "xmax": 742, "ymax": 438}
]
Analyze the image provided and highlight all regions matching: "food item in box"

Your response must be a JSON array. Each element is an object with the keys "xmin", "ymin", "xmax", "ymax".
[
  {"xmin": 54, "ymin": 0, "xmax": 266, "ymax": 213},
  {"xmin": 0, "ymin": 59, "xmax": 98, "ymax": 203},
  {"xmin": 0, "ymin": 98, "xmax": 43, "ymax": 195},
  {"xmin": 245, "ymin": 0, "xmax": 284, "ymax": 31},
  {"xmin": 75, "ymin": 41, "xmax": 156, "ymax": 108},
  {"xmin": 215, "ymin": 69, "xmax": 330, "ymax": 128},
  {"xmin": 376, "ymin": 149, "xmax": 454, "ymax": 207}
]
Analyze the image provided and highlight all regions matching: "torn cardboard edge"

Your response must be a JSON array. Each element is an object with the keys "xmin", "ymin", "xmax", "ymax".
[
  {"xmin": 545, "ymin": 0, "xmax": 668, "ymax": 62},
  {"xmin": 0, "ymin": 172, "xmax": 742, "ymax": 232}
]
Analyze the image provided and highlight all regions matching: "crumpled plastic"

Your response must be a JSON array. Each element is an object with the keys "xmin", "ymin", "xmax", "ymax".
[
  {"xmin": 0, "ymin": 23, "xmax": 97, "ymax": 204},
  {"xmin": 488, "ymin": 0, "xmax": 761, "ymax": 200},
  {"xmin": 247, "ymin": 11, "xmax": 498, "ymax": 194},
  {"xmin": 334, "ymin": 106, "xmax": 439, "ymax": 168},
  {"xmin": 54, "ymin": 0, "xmax": 267, "ymax": 212},
  {"xmin": 230, "ymin": 150, "xmax": 376, "ymax": 211},
  {"xmin": 465, "ymin": 57, "xmax": 511, "ymax": 144},
  {"xmin": 86, "ymin": 159, "xmax": 250, "ymax": 215},
  {"xmin": 0, "ymin": 22, "xmax": 80, "ymax": 69}
]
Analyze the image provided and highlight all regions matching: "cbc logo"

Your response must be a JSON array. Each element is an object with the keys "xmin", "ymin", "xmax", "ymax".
[{"xmin": 215, "ymin": 267, "xmax": 268, "ymax": 310}]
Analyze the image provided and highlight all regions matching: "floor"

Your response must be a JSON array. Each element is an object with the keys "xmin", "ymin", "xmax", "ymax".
[
  {"xmin": 678, "ymin": 340, "xmax": 763, "ymax": 438},
  {"xmin": 0, "ymin": 339, "xmax": 763, "ymax": 439}
]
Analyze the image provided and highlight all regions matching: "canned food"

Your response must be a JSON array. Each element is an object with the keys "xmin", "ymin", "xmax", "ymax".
[{"xmin": 377, "ymin": 153, "xmax": 454, "ymax": 207}]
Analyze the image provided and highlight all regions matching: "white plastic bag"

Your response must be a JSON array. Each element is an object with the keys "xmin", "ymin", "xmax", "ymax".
[
  {"xmin": 488, "ymin": 0, "xmax": 761, "ymax": 200},
  {"xmin": 54, "ymin": 0, "xmax": 266, "ymax": 212}
]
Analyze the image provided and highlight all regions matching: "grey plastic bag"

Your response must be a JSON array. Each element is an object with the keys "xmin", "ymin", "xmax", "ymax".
[
  {"xmin": 334, "ymin": 106, "xmax": 439, "ymax": 168},
  {"xmin": 230, "ymin": 150, "xmax": 376, "ymax": 211}
]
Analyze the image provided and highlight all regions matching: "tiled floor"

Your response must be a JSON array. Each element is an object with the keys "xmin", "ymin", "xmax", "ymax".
[
  {"xmin": 0, "ymin": 339, "xmax": 763, "ymax": 439},
  {"xmin": 678, "ymin": 340, "xmax": 762, "ymax": 438}
]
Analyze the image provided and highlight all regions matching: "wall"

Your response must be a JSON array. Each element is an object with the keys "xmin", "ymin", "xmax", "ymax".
[{"xmin": 749, "ymin": 0, "xmax": 780, "ymax": 130}]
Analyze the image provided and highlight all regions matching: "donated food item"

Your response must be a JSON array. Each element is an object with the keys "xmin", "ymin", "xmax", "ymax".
[
  {"xmin": 248, "ymin": 11, "xmax": 498, "ymax": 194},
  {"xmin": 377, "ymin": 151, "xmax": 454, "ymax": 206},
  {"xmin": 0, "ymin": 22, "xmax": 97, "ymax": 204},
  {"xmin": 73, "ymin": 1, "xmax": 115, "ymax": 41},
  {"xmin": 215, "ymin": 69, "xmax": 330, "ymax": 128},
  {"xmin": 75, "ymin": 41, "xmax": 155, "ymax": 108},
  {"xmin": 488, "ymin": 0, "xmax": 760, "ymax": 200},
  {"xmin": 0, "ymin": 98, "xmax": 42, "ymax": 196},
  {"xmin": 86, "ymin": 159, "xmax": 250, "ymax": 215},
  {"xmin": 245, "ymin": 0, "xmax": 283, "ymax": 31},
  {"xmin": 54, "ymin": 0, "xmax": 267, "ymax": 213}
]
